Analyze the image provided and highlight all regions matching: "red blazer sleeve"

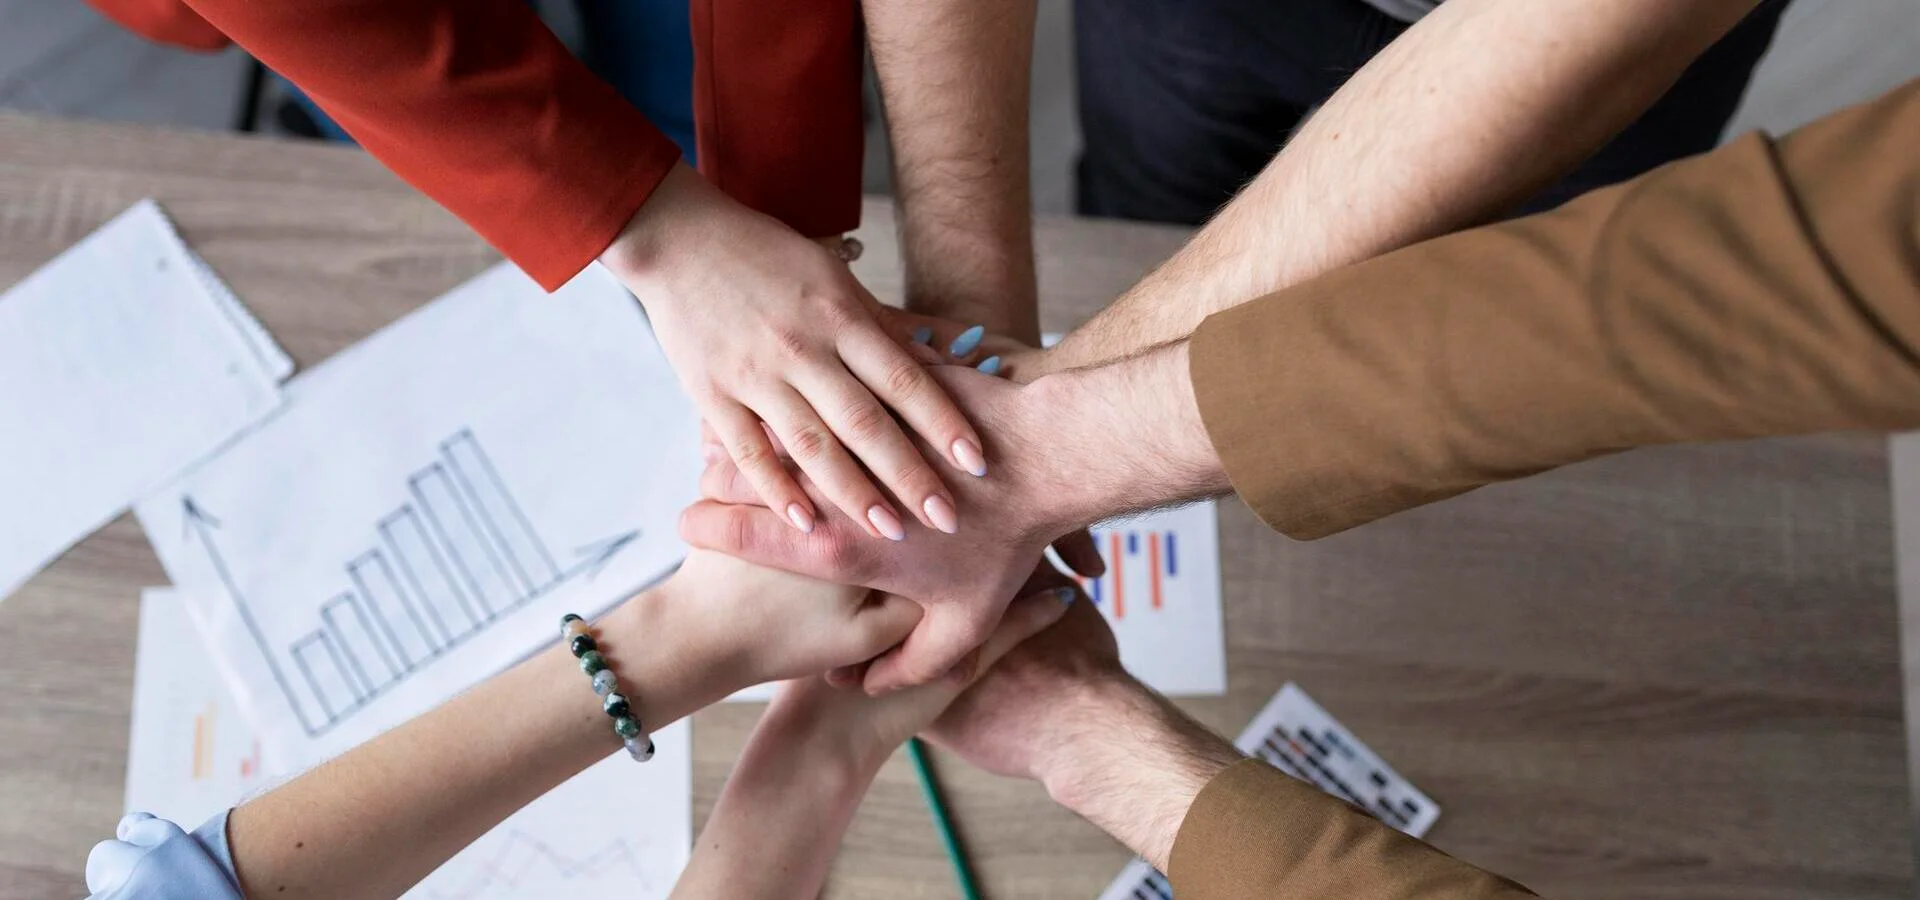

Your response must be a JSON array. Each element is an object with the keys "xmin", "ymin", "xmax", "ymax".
[{"xmin": 176, "ymin": 0, "xmax": 683, "ymax": 290}]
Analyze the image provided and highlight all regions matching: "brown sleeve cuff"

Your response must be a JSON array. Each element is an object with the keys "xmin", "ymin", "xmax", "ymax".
[
  {"xmin": 1189, "ymin": 293, "xmax": 1447, "ymax": 542},
  {"xmin": 1169, "ymin": 758, "xmax": 1535, "ymax": 900}
]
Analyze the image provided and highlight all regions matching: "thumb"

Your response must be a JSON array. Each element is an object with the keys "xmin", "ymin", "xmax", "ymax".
[{"xmin": 949, "ymin": 585, "xmax": 1079, "ymax": 687}]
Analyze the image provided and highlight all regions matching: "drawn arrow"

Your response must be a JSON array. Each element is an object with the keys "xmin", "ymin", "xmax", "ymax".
[
  {"xmin": 181, "ymin": 495, "xmax": 318, "ymax": 736},
  {"xmin": 571, "ymin": 530, "xmax": 640, "ymax": 581}
]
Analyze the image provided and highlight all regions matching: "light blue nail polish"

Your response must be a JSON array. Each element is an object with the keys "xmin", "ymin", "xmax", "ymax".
[
  {"xmin": 948, "ymin": 325, "xmax": 985, "ymax": 357},
  {"xmin": 1054, "ymin": 587, "xmax": 1078, "ymax": 605},
  {"xmin": 911, "ymin": 326, "xmax": 933, "ymax": 345},
  {"xmin": 975, "ymin": 355, "xmax": 1003, "ymax": 376}
]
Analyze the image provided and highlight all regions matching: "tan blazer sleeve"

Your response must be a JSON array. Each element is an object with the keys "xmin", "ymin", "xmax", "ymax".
[
  {"xmin": 1190, "ymin": 78, "xmax": 1920, "ymax": 540},
  {"xmin": 1169, "ymin": 759, "xmax": 1536, "ymax": 899}
]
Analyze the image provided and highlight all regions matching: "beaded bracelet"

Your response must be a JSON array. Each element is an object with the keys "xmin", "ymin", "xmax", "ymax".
[{"xmin": 561, "ymin": 613, "xmax": 654, "ymax": 762}]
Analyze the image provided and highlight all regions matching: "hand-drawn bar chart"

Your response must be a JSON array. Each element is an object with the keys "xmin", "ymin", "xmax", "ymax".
[{"xmin": 188, "ymin": 429, "xmax": 635, "ymax": 737}]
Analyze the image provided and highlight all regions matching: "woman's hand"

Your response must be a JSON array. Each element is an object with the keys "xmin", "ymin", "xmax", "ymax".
[
  {"xmin": 602, "ymin": 165, "xmax": 985, "ymax": 542},
  {"xmin": 643, "ymin": 551, "xmax": 923, "ymax": 697}
]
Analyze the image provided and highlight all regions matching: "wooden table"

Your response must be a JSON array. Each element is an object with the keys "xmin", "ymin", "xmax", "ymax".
[{"xmin": 0, "ymin": 113, "xmax": 1912, "ymax": 899}]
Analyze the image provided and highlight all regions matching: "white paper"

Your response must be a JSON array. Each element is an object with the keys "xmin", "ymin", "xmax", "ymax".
[
  {"xmin": 1234, "ymin": 683, "xmax": 1440, "ymax": 837},
  {"xmin": 412, "ymin": 732, "xmax": 691, "ymax": 900},
  {"xmin": 127, "ymin": 586, "xmax": 691, "ymax": 898},
  {"xmin": 135, "ymin": 262, "xmax": 702, "ymax": 765},
  {"xmin": 126, "ymin": 587, "xmax": 279, "ymax": 827},
  {"xmin": 0, "ymin": 201, "xmax": 285, "ymax": 601},
  {"xmin": 1077, "ymin": 502, "xmax": 1226, "ymax": 695},
  {"xmin": 1096, "ymin": 683, "xmax": 1440, "ymax": 900}
]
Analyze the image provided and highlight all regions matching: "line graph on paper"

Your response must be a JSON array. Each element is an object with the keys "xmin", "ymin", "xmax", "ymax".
[
  {"xmin": 182, "ymin": 429, "xmax": 639, "ymax": 738},
  {"xmin": 417, "ymin": 831, "xmax": 662, "ymax": 899}
]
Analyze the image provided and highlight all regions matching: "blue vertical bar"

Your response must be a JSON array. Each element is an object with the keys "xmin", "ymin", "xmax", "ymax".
[
  {"xmin": 1164, "ymin": 532, "xmax": 1177, "ymax": 576},
  {"xmin": 1126, "ymin": 532, "xmax": 1138, "ymax": 555}
]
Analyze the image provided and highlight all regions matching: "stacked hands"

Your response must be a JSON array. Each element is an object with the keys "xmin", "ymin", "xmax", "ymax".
[{"xmin": 682, "ymin": 326, "xmax": 1103, "ymax": 694}]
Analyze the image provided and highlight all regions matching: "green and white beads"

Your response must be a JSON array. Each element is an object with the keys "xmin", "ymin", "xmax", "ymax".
[{"xmin": 561, "ymin": 613, "xmax": 654, "ymax": 762}]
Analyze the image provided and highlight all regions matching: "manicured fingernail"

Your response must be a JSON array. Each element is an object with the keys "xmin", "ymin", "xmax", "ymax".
[
  {"xmin": 975, "ymin": 355, "xmax": 1002, "ymax": 376},
  {"xmin": 911, "ymin": 326, "xmax": 933, "ymax": 345},
  {"xmin": 948, "ymin": 325, "xmax": 985, "ymax": 357},
  {"xmin": 867, "ymin": 504, "xmax": 906, "ymax": 541},
  {"xmin": 1054, "ymin": 586, "xmax": 1078, "ymax": 605},
  {"xmin": 951, "ymin": 438, "xmax": 987, "ymax": 477},
  {"xmin": 922, "ymin": 494, "xmax": 958, "ymax": 534},
  {"xmin": 786, "ymin": 503, "xmax": 815, "ymax": 534}
]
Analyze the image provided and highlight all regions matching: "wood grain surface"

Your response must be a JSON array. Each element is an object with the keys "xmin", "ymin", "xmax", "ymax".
[{"xmin": 0, "ymin": 113, "xmax": 1911, "ymax": 899}]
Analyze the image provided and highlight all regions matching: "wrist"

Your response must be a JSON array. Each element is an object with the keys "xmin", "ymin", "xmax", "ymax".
[
  {"xmin": 1032, "ymin": 678, "xmax": 1241, "ymax": 870},
  {"xmin": 598, "ymin": 164, "xmax": 747, "ymax": 290},
  {"xmin": 593, "ymin": 579, "xmax": 746, "ymax": 731},
  {"xmin": 759, "ymin": 686, "xmax": 895, "ymax": 782},
  {"xmin": 1014, "ymin": 343, "xmax": 1227, "ymax": 534}
]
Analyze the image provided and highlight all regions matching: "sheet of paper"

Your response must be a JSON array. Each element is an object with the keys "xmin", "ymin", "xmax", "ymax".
[
  {"xmin": 414, "ymin": 735, "xmax": 691, "ymax": 900},
  {"xmin": 127, "ymin": 590, "xmax": 692, "ymax": 898},
  {"xmin": 1077, "ymin": 502, "xmax": 1226, "ymax": 695},
  {"xmin": 126, "ymin": 587, "xmax": 278, "ymax": 827},
  {"xmin": 1096, "ymin": 682, "xmax": 1440, "ymax": 900},
  {"xmin": 135, "ymin": 262, "xmax": 701, "ymax": 765},
  {"xmin": 0, "ymin": 201, "xmax": 285, "ymax": 601}
]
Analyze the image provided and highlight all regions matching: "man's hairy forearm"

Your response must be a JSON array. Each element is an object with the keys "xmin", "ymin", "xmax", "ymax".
[
  {"xmin": 865, "ymin": 0, "xmax": 1040, "ymax": 341},
  {"xmin": 1025, "ymin": 341, "xmax": 1230, "ymax": 535},
  {"xmin": 1033, "ymin": 677, "xmax": 1243, "ymax": 871},
  {"xmin": 1048, "ymin": 0, "xmax": 1759, "ymax": 370}
]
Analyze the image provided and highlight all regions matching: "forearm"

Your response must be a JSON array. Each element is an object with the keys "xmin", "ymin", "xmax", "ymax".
[
  {"xmin": 865, "ymin": 0, "xmax": 1040, "ymax": 341},
  {"xmin": 1048, "ymin": 0, "xmax": 1758, "ymax": 369},
  {"xmin": 672, "ymin": 692, "xmax": 880, "ymax": 900},
  {"xmin": 181, "ymin": 0, "xmax": 676, "ymax": 291},
  {"xmin": 1186, "ymin": 78, "xmax": 1920, "ymax": 541},
  {"xmin": 1029, "ymin": 678, "xmax": 1242, "ymax": 871},
  {"xmin": 228, "ymin": 584, "xmax": 733, "ymax": 899},
  {"xmin": 1022, "ymin": 341, "xmax": 1229, "ymax": 536}
]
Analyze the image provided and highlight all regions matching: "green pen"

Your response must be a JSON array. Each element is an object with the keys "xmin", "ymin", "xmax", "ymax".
[{"xmin": 906, "ymin": 737, "xmax": 981, "ymax": 900}]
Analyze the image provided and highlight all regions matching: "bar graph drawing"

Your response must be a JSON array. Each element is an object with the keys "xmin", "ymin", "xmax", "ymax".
[
  {"xmin": 1082, "ymin": 528, "xmax": 1179, "ymax": 619},
  {"xmin": 183, "ymin": 429, "xmax": 638, "ymax": 738}
]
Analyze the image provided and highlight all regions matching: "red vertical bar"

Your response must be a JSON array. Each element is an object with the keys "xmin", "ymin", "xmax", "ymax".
[
  {"xmin": 1149, "ymin": 532, "xmax": 1163, "ymax": 610},
  {"xmin": 1109, "ymin": 532, "xmax": 1125, "ymax": 619}
]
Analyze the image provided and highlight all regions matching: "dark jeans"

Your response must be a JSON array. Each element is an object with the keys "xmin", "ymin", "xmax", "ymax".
[{"xmin": 1075, "ymin": 0, "xmax": 1790, "ymax": 224}]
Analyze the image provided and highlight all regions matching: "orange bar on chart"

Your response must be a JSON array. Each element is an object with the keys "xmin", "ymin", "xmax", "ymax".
[
  {"xmin": 191, "ymin": 704, "xmax": 210, "ymax": 780},
  {"xmin": 1149, "ymin": 532, "xmax": 1163, "ymax": 610},
  {"xmin": 1109, "ymin": 532, "xmax": 1125, "ymax": 618}
]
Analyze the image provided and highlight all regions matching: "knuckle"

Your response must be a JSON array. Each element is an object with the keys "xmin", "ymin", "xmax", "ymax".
[
  {"xmin": 784, "ymin": 424, "xmax": 833, "ymax": 461},
  {"xmin": 723, "ymin": 512, "xmax": 762, "ymax": 553},
  {"xmin": 890, "ymin": 460, "xmax": 938, "ymax": 494},
  {"xmin": 731, "ymin": 440, "xmax": 771, "ymax": 469},
  {"xmin": 771, "ymin": 327, "xmax": 812, "ymax": 360},
  {"xmin": 818, "ymin": 532, "xmax": 865, "ymax": 574},
  {"xmin": 838, "ymin": 401, "xmax": 893, "ymax": 444},
  {"xmin": 879, "ymin": 358, "xmax": 929, "ymax": 399}
]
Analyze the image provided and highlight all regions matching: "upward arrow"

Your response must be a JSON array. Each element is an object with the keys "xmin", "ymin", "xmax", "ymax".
[
  {"xmin": 181, "ymin": 495, "xmax": 222, "ymax": 536},
  {"xmin": 179, "ymin": 495, "xmax": 317, "ymax": 736},
  {"xmin": 572, "ymin": 531, "xmax": 640, "ymax": 581}
]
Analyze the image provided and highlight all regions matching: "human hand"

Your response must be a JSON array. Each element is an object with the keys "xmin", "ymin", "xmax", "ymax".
[
  {"xmin": 637, "ymin": 550, "xmax": 922, "ymax": 693},
  {"xmin": 602, "ymin": 165, "xmax": 985, "ymax": 541},
  {"xmin": 925, "ymin": 598, "xmax": 1243, "ymax": 870},
  {"xmin": 764, "ymin": 578, "xmax": 1080, "ymax": 768},
  {"xmin": 680, "ymin": 366, "xmax": 1095, "ymax": 693},
  {"xmin": 879, "ymin": 308, "xmax": 1056, "ymax": 384},
  {"xmin": 919, "ymin": 593, "xmax": 1127, "ymax": 780}
]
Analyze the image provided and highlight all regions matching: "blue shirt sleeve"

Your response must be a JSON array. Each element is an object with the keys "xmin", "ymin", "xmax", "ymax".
[{"xmin": 86, "ymin": 811, "xmax": 243, "ymax": 900}]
